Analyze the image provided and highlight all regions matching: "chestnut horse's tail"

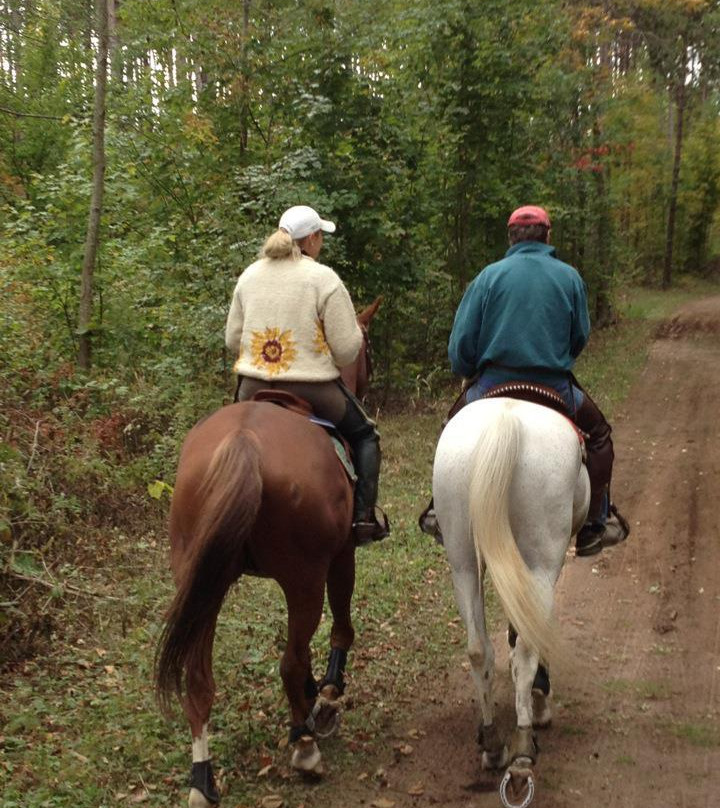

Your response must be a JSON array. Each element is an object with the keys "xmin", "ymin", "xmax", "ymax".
[{"xmin": 155, "ymin": 430, "xmax": 262, "ymax": 715}]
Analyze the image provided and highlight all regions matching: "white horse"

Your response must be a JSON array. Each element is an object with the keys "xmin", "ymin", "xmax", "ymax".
[{"xmin": 432, "ymin": 397, "xmax": 590, "ymax": 808}]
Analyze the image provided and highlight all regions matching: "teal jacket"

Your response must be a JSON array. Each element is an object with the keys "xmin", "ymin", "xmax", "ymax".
[{"xmin": 448, "ymin": 241, "xmax": 590, "ymax": 380}]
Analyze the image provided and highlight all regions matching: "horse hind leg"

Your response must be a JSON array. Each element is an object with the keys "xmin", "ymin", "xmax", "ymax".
[
  {"xmin": 451, "ymin": 566, "xmax": 508, "ymax": 770},
  {"xmin": 280, "ymin": 577, "xmax": 326, "ymax": 776},
  {"xmin": 503, "ymin": 634, "xmax": 540, "ymax": 808},
  {"xmin": 185, "ymin": 624, "xmax": 220, "ymax": 808},
  {"xmin": 313, "ymin": 541, "xmax": 355, "ymax": 738},
  {"xmin": 508, "ymin": 624, "xmax": 552, "ymax": 728}
]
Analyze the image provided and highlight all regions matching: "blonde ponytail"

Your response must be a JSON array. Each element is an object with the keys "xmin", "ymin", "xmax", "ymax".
[{"xmin": 261, "ymin": 229, "xmax": 301, "ymax": 260}]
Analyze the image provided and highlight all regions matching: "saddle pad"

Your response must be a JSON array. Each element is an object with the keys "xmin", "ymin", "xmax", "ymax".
[
  {"xmin": 329, "ymin": 435, "xmax": 357, "ymax": 483},
  {"xmin": 307, "ymin": 416, "xmax": 356, "ymax": 482}
]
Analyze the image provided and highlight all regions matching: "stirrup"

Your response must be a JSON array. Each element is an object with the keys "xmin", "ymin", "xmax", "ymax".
[
  {"xmin": 353, "ymin": 507, "xmax": 390, "ymax": 546},
  {"xmin": 603, "ymin": 504, "xmax": 630, "ymax": 547},
  {"xmin": 418, "ymin": 503, "xmax": 444, "ymax": 545},
  {"xmin": 576, "ymin": 504, "xmax": 629, "ymax": 557},
  {"xmin": 575, "ymin": 523, "xmax": 603, "ymax": 557}
]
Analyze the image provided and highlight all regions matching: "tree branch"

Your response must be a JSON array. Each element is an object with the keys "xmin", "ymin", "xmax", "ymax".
[
  {"xmin": 0, "ymin": 105, "xmax": 64, "ymax": 121},
  {"xmin": 9, "ymin": 569, "xmax": 121, "ymax": 602}
]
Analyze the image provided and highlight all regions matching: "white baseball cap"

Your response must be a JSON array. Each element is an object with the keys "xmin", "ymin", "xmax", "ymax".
[{"xmin": 278, "ymin": 205, "xmax": 336, "ymax": 240}]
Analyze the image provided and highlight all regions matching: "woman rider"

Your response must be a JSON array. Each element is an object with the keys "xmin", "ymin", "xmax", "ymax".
[{"xmin": 225, "ymin": 204, "xmax": 389, "ymax": 546}]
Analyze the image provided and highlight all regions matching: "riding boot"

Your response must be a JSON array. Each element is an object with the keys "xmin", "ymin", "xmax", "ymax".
[
  {"xmin": 573, "ymin": 390, "xmax": 629, "ymax": 556},
  {"xmin": 336, "ymin": 394, "xmax": 389, "ymax": 546}
]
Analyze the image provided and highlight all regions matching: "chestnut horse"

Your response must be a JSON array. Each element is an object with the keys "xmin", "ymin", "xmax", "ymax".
[{"xmin": 156, "ymin": 299, "xmax": 381, "ymax": 808}]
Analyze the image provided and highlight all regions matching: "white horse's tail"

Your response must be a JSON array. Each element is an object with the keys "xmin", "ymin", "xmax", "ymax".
[{"xmin": 469, "ymin": 404, "xmax": 561, "ymax": 667}]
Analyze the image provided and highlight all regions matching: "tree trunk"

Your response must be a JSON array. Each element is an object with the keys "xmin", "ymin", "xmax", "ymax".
[
  {"xmin": 108, "ymin": 0, "xmax": 123, "ymax": 84},
  {"xmin": 663, "ymin": 80, "xmax": 686, "ymax": 289},
  {"xmin": 77, "ymin": 0, "xmax": 109, "ymax": 370}
]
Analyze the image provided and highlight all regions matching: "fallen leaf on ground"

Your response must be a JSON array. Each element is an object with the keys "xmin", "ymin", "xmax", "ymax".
[
  {"xmin": 259, "ymin": 796, "xmax": 284, "ymax": 808},
  {"xmin": 407, "ymin": 783, "xmax": 425, "ymax": 796},
  {"xmin": 370, "ymin": 799, "xmax": 396, "ymax": 808}
]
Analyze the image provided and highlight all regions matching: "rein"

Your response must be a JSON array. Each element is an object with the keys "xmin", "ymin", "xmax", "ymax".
[{"xmin": 360, "ymin": 324, "xmax": 373, "ymax": 384}]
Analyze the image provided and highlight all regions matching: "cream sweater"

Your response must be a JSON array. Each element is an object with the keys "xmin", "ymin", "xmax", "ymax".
[{"xmin": 225, "ymin": 255, "xmax": 363, "ymax": 382}]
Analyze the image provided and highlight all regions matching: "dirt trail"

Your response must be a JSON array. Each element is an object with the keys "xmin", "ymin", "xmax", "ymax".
[{"xmin": 324, "ymin": 296, "xmax": 720, "ymax": 808}]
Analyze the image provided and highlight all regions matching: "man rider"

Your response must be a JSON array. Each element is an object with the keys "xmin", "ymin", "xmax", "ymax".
[{"xmin": 421, "ymin": 204, "xmax": 628, "ymax": 556}]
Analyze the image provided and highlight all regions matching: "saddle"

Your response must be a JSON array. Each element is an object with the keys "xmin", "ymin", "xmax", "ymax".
[
  {"xmin": 446, "ymin": 380, "xmax": 584, "ymax": 450},
  {"xmin": 447, "ymin": 379, "xmax": 570, "ymax": 419},
  {"xmin": 479, "ymin": 381, "xmax": 570, "ymax": 417},
  {"xmin": 251, "ymin": 389, "xmax": 314, "ymax": 417}
]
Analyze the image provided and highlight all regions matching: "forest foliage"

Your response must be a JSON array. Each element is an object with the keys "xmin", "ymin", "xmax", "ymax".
[{"xmin": 2, "ymin": 0, "xmax": 720, "ymax": 660}]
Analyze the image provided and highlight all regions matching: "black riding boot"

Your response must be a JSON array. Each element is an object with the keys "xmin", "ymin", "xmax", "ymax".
[{"xmin": 336, "ymin": 395, "xmax": 389, "ymax": 546}]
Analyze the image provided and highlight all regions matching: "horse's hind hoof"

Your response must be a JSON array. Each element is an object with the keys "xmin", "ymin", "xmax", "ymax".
[
  {"xmin": 291, "ymin": 735, "xmax": 323, "ymax": 775},
  {"xmin": 481, "ymin": 746, "xmax": 509, "ymax": 771},
  {"xmin": 532, "ymin": 688, "xmax": 552, "ymax": 728}
]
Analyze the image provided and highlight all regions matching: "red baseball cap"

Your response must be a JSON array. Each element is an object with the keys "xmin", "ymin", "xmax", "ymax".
[{"xmin": 507, "ymin": 205, "xmax": 551, "ymax": 228}]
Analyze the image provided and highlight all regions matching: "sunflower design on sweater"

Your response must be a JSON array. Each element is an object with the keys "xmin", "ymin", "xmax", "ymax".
[
  {"xmin": 250, "ymin": 327, "xmax": 297, "ymax": 376},
  {"xmin": 313, "ymin": 320, "xmax": 331, "ymax": 356}
]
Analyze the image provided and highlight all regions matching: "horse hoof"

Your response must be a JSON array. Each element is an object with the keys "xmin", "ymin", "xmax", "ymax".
[
  {"xmin": 481, "ymin": 745, "xmax": 509, "ymax": 771},
  {"xmin": 532, "ymin": 688, "xmax": 552, "ymax": 728},
  {"xmin": 291, "ymin": 735, "xmax": 323, "ymax": 775},
  {"xmin": 188, "ymin": 787, "xmax": 215, "ymax": 808},
  {"xmin": 500, "ymin": 762, "xmax": 535, "ymax": 808},
  {"xmin": 313, "ymin": 694, "xmax": 342, "ymax": 739}
]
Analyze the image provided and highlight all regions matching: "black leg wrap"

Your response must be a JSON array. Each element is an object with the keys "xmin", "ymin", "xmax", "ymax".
[
  {"xmin": 189, "ymin": 760, "xmax": 220, "ymax": 804},
  {"xmin": 318, "ymin": 647, "xmax": 347, "ymax": 695},
  {"xmin": 289, "ymin": 722, "xmax": 315, "ymax": 744},
  {"xmin": 532, "ymin": 664, "xmax": 551, "ymax": 696},
  {"xmin": 304, "ymin": 673, "xmax": 319, "ymax": 701}
]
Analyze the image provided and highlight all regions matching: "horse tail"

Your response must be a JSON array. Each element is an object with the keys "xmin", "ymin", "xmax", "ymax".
[
  {"xmin": 155, "ymin": 430, "xmax": 262, "ymax": 715},
  {"xmin": 468, "ymin": 405, "xmax": 560, "ymax": 667}
]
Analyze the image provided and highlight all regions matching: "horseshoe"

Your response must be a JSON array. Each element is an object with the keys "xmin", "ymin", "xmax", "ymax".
[{"xmin": 499, "ymin": 768, "xmax": 535, "ymax": 808}]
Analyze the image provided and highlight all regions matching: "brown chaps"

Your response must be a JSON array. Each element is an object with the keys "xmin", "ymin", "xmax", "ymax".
[{"xmin": 573, "ymin": 388, "xmax": 614, "ymax": 522}]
